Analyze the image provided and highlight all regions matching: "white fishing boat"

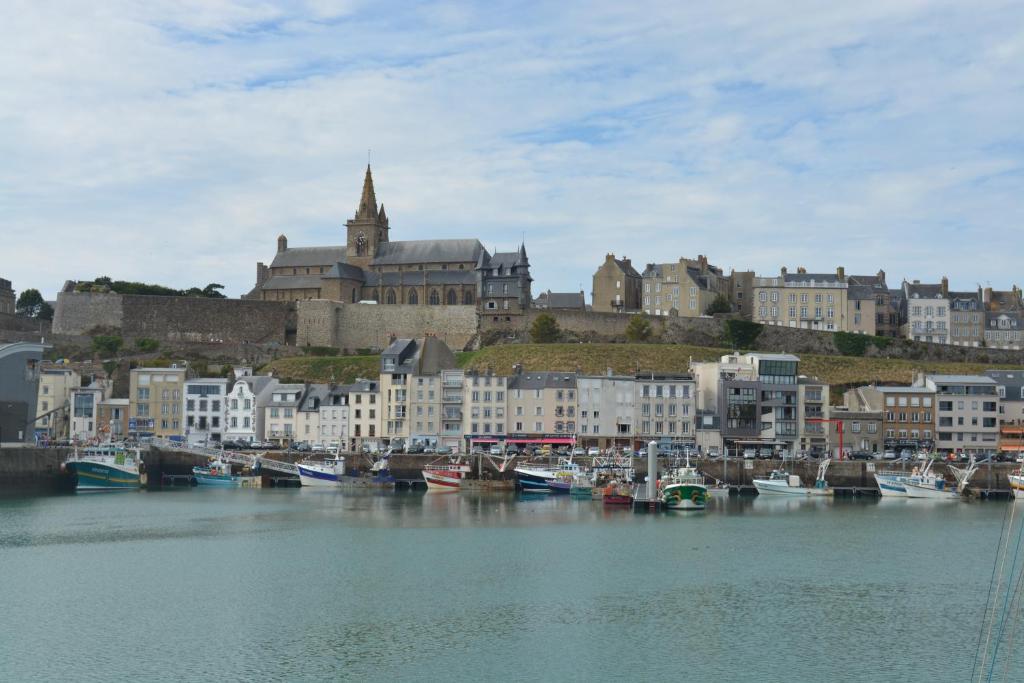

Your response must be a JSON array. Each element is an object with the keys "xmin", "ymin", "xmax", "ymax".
[
  {"xmin": 296, "ymin": 456, "xmax": 345, "ymax": 487},
  {"xmin": 659, "ymin": 456, "xmax": 709, "ymax": 510},
  {"xmin": 753, "ymin": 459, "xmax": 832, "ymax": 496}
]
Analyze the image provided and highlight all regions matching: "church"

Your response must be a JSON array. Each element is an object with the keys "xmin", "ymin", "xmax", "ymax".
[{"xmin": 251, "ymin": 166, "xmax": 532, "ymax": 321}]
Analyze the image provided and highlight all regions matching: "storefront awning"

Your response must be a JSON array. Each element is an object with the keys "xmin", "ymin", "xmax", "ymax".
[{"xmin": 507, "ymin": 437, "xmax": 575, "ymax": 444}]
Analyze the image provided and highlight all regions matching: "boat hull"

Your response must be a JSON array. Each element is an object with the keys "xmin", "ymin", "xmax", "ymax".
[
  {"xmin": 753, "ymin": 479, "xmax": 810, "ymax": 496},
  {"xmin": 66, "ymin": 461, "xmax": 140, "ymax": 492},
  {"xmin": 874, "ymin": 474, "xmax": 908, "ymax": 497},
  {"xmin": 902, "ymin": 480, "xmax": 957, "ymax": 500},
  {"xmin": 423, "ymin": 470, "xmax": 462, "ymax": 491},
  {"xmin": 548, "ymin": 480, "xmax": 572, "ymax": 494},
  {"xmin": 1010, "ymin": 474, "xmax": 1024, "ymax": 499},
  {"xmin": 603, "ymin": 494, "xmax": 632, "ymax": 506},
  {"xmin": 296, "ymin": 463, "xmax": 342, "ymax": 487},
  {"xmin": 662, "ymin": 483, "xmax": 708, "ymax": 509}
]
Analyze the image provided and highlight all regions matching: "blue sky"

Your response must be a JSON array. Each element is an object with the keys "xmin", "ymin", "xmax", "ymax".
[{"xmin": 2, "ymin": 0, "xmax": 1022, "ymax": 300}]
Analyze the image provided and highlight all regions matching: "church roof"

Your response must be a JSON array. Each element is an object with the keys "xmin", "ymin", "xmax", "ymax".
[
  {"xmin": 270, "ymin": 246, "xmax": 347, "ymax": 269},
  {"xmin": 259, "ymin": 275, "xmax": 325, "ymax": 291},
  {"xmin": 324, "ymin": 262, "xmax": 366, "ymax": 281},
  {"xmin": 365, "ymin": 270, "xmax": 476, "ymax": 287},
  {"xmin": 370, "ymin": 239, "xmax": 484, "ymax": 266},
  {"xmin": 355, "ymin": 165, "xmax": 378, "ymax": 221}
]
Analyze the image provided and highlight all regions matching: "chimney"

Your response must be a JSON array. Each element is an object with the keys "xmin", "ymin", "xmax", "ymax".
[
  {"xmin": 277, "ymin": 234, "xmax": 288, "ymax": 253},
  {"xmin": 837, "ymin": 266, "xmax": 845, "ymax": 280},
  {"xmin": 512, "ymin": 363, "xmax": 523, "ymax": 375},
  {"xmin": 877, "ymin": 269, "xmax": 886, "ymax": 283},
  {"xmin": 913, "ymin": 279, "xmax": 921, "ymax": 285},
  {"xmin": 798, "ymin": 267, "xmax": 807, "ymax": 275},
  {"xmin": 606, "ymin": 253, "xmax": 615, "ymax": 262},
  {"xmin": 256, "ymin": 262, "xmax": 268, "ymax": 287},
  {"xmin": 622, "ymin": 257, "xmax": 631, "ymax": 269},
  {"xmin": 984, "ymin": 287, "xmax": 993, "ymax": 305},
  {"xmin": 941, "ymin": 277, "xmax": 949, "ymax": 297},
  {"xmin": 781, "ymin": 266, "xmax": 788, "ymax": 276}
]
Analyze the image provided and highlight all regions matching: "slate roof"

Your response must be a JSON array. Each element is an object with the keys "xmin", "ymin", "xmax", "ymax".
[
  {"xmin": 614, "ymin": 258, "xmax": 641, "ymax": 278},
  {"xmin": 299, "ymin": 384, "xmax": 330, "ymax": 412},
  {"xmin": 784, "ymin": 273, "xmax": 844, "ymax": 285},
  {"xmin": 266, "ymin": 383, "xmax": 307, "ymax": 407},
  {"xmin": 848, "ymin": 284, "xmax": 876, "ymax": 300},
  {"xmin": 380, "ymin": 337, "xmax": 458, "ymax": 375},
  {"xmin": 259, "ymin": 275, "xmax": 325, "ymax": 291},
  {"xmin": 988, "ymin": 290, "xmax": 1024, "ymax": 311},
  {"xmin": 365, "ymin": 270, "xmax": 476, "ymax": 287},
  {"xmin": 507, "ymin": 371, "xmax": 577, "ymax": 390},
  {"xmin": 904, "ymin": 282, "xmax": 945, "ymax": 299},
  {"xmin": 324, "ymin": 262, "xmax": 366, "ymax": 281},
  {"xmin": 535, "ymin": 291, "xmax": 586, "ymax": 309},
  {"xmin": 370, "ymin": 239, "xmax": 484, "ymax": 266},
  {"xmin": 985, "ymin": 370, "xmax": 1024, "ymax": 400},
  {"xmin": 270, "ymin": 246, "xmax": 347, "ymax": 268}
]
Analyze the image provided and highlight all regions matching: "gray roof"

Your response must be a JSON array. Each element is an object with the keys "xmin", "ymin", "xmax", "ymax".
[
  {"xmin": 325, "ymin": 262, "xmax": 366, "ymax": 281},
  {"xmin": 299, "ymin": 384, "xmax": 330, "ymax": 412},
  {"xmin": 381, "ymin": 337, "xmax": 457, "ymax": 375},
  {"xmin": 266, "ymin": 383, "xmax": 307, "ymax": 407},
  {"xmin": 905, "ymin": 282, "xmax": 945, "ymax": 299},
  {"xmin": 848, "ymin": 284, "xmax": 875, "ymax": 300},
  {"xmin": 985, "ymin": 370, "xmax": 1024, "ymax": 399},
  {"xmin": 535, "ymin": 291, "xmax": 585, "ymax": 309},
  {"xmin": 784, "ymin": 273, "xmax": 844, "ymax": 285},
  {"xmin": 508, "ymin": 371, "xmax": 577, "ymax": 390},
  {"xmin": 259, "ymin": 275, "xmax": 324, "ymax": 291},
  {"xmin": 371, "ymin": 239, "xmax": 484, "ymax": 266},
  {"xmin": 365, "ymin": 270, "xmax": 476, "ymax": 287},
  {"xmin": 874, "ymin": 385, "xmax": 934, "ymax": 394},
  {"xmin": 927, "ymin": 374, "xmax": 997, "ymax": 384},
  {"xmin": 614, "ymin": 258, "xmax": 641, "ymax": 278},
  {"xmin": 270, "ymin": 246, "xmax": 347, "ymax": 268},
  {"xmin": 987, "ymin": 310, "xmax": 1024, "ymax": 326}
]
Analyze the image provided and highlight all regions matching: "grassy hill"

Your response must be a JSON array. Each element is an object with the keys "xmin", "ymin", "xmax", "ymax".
[{"xmin": 263, "ymin": 343, "xmax": 1024, "ymax": 393}]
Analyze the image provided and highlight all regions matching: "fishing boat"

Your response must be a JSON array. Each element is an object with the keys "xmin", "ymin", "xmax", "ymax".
[
  {"xmin": 754, "ymin": 459, "xmax": 832, "ymax": 496},
  {"xmin": 660, "ymin": 457, "xmax": 708, "ymax": 510},
  {"xmin": 875, "ymin": 459, "xmax": 959, "ymax": 499},
  {"xmin": 569, "ymin": 473, "xmax": 594, "ymax": 499},
  {"xmin": 296, "ymin": 456, "xmax": 345, "ymax": 487},
  {"xmin": 422, "ymin": 461, "xmax": 472, "ymax": 492},
  {"xmin": 193, "ymin": 457, "xmax": 259, "ymax": 487},
  {"xmin": 1010, "ymin": 471, "xmax": 1024, "ymax": 499},
  {"xmin": 63, "ymin": 444, "xmax": 141, "ymax": 492},
  {"xmin": 513, "ymin": 459, "xmax": 582, "ymax": 493},
  {"xmin": 602, "ymin": 480, "xmax": 633, "ymax": 506}
]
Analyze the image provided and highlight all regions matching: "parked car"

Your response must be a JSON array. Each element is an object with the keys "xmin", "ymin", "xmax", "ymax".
[
  {"xmin": 882, "ymin": 450, "xmax": 897, "ymax": 460},
  {"xmin": 756, "ymin": 448, "xmax": 774, "ymax": 460},
  {"xmin": 489, "ymin": 445, "xmax": 503, "ymax": 456},
  {"xmin": 435, "ymin": 446, "xmax": 453, "ymax": 456},
  {"xmin": 849, "ymin": 451, "xmax": 874, "ymax": 461},
  {"xmin": 587, "ymin": 447, "xmax": 601, "ymax": 457},
  {"xmin": 572, "ymin": 447, "xmax": 585, "ymax": 457},
  {"xmin": 423, "ymin": 446, "xmax": 436, "ymax": 454},
  {"xmin": 406, "ymin": 443, "xmax": 425, "ymax": 454},
  {"xmin": 311, "ymin": 443, "xmax": 327, "ymax": 453},
  {"xmin": 743, "ymin": 449, "xmax": 756, "ymax": 459},
  {"xmin": 504, "ymin": 446, "xmax": 519, "ymax": 456}
]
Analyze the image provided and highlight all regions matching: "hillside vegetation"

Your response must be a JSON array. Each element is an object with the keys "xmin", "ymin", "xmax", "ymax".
[{"xmin": 263, "ymin": 343, "xmax": 1024, "ymax": 391}]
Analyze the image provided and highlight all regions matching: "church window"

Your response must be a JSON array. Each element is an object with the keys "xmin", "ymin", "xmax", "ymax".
[
  {"xmin": 351, "ymin": 289, "xmax": 357, "ymax": 303},
  {"xmin": 429, "ymin": 290, "xmax": 440, "ymax": 305},
  {"xmin": 463, "ymin": 290, "xmax": 474, "ymax": 305},
  {"xmin": 446, "ymin": 290, "xmax": 457, "ymax": 305},
  {"xmin": 408, "ymin": 289, "xmax": 418, "ymax": 305},
  {"xmin": 385, "ymin": 289, "xmax": 396, "ymax": 305}
]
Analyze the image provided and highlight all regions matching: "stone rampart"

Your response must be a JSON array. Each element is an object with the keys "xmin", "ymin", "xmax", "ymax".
[
  {"xmin": 52, "ymin": 292, "xmax": 123, "ymax": 335},
  {"xmin": 297, "ymin": 300, "xmax": 479, "ymax": 353}
]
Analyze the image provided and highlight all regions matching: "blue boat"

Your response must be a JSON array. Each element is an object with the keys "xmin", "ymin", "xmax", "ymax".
[
  {"xmin": 193, "ymin": 458, "xmax": 259, "ymax": 487},
  {"xmin": 64, "ymin": 445, "xmax": 141, "ymax": 492}
]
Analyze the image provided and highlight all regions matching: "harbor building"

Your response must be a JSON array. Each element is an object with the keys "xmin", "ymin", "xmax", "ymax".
[
  {"xmin": 129, "ymin": 365, "xmax": 187, "ymax": 439},
  {"xmin": 591, "ymin": 253, "xmax": 642, "ymax": 313},
  {"xmin": 845, "ymin": 385, "xmax": 936, "ymax": 454},
  {"xmin": 379, "ymin": 337, "xmax": 458, "ymax": 449},
  {"xmin": 0, "ymin": 341, "xmax": 48, "ymax": 443},
  {"xmin": 97, "ymin": 398, "xmax": 129, "ymax": 441},
  {"xmin": 462, "ymin": 370, "xmax": 508, "ymax": 452},
  {"xmin": 633, "ymin": 373, "xmax": 697, "ymax": 449},
  {"xmin": 577, "ymin": 372, "xmax": 636, "ymax": 450},
  {"xmin": 986, "ymin": 370, "xmax": 1024, "ymax": 456},
  {"xmin": 506, "ymin": 368, "xmax": 578, "ymax": 448},
  {"xmin": 347, "ymin": 379, "xmax": 380, "ymax": 452},
  {"xmin": 224, "ymin": 374, "xmax": 278, "ymax": 445},
  {"xmin": 35, "ymin": 363, "xmax": 80, "ymax": 440},
  {"xmin": 263, "ymin": 383, "xmax": 306, "ymax": 447},
  {"xmin": 69, "ymin": 385, "xmax": 108, "ymax": 442},
  {"xmin": 920, "ymin": 374, "xmax": 1000, "ymax": 455},
  {"xmin": 183, "ymin": 377, "xmax": 228, "ymax": 446},
  {"xmin": 319, "ymin": 385, "xmax": 352, "ymax": 451}
]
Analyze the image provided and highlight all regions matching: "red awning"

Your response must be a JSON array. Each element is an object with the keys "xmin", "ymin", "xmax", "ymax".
[
  {"xmin": 469, "ymin": 438, "xmax": 499, "ymax": 443},
  {"xmin": 507, "ymin": 438, "xmax": 575, "ymax": 444}
]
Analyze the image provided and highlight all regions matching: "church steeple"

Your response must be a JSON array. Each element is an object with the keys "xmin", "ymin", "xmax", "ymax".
[{"xmin": 356, "ymin": 164, "xmax": 378, "ymax": 220}]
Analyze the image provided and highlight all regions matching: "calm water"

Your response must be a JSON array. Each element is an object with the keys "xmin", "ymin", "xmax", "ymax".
[{"xmin": 0, "ymin": 489, "xmax": 1020, "ymax": 682}]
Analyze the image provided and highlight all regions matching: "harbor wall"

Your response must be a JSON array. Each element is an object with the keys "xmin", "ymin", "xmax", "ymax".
[{"xmin": 0, "ymin": 447, "xmax": 73, "ymax": 490}]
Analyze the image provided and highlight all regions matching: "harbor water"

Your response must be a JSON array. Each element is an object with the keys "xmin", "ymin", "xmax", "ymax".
[{"xmin": 1, "ymin": 489, "xmax": 1020, "ymax": 682}]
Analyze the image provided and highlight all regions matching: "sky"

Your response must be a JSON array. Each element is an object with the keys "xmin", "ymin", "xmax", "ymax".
[{"xmin": 2, "ymin": 0, "xmax": 1022, "ymax": 301}]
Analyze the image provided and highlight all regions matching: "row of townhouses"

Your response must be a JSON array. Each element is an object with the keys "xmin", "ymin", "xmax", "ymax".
[
  {"xmin": 34, "ymin": 340, "xmax": 1002, "ymax": 459},
  {"xmin": 587, "ymin": 255, "xmax": 1024, "ymax": 349}
]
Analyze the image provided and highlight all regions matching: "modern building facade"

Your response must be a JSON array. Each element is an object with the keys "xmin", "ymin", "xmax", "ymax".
[
  {"xmin": 183, "ymin": 377, "xmax": 228, "ymax": 445},
  {"xmin": 922, "ymin": 374, "xmax": 1000, "ymax": 454},
  {"xmin": 69, "ymin": 386, "xmax": 107, "ymax": 442},
  {"xmin": 462, "ymin": 371, "xmax": 507, "ymax": 451},
  {"xmin": 577, "ymin": 373, "xmax": 636, "ymax": 449},
  {"xmin": 129, "ymin": 366, "xmax": 187, "ymax": 439},
  {"xmin": 847, "ymin": 385, "xmax": 936, "ymax": 454}
]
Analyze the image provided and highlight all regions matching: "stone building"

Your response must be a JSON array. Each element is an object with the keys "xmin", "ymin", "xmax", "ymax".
[
  {"xmin": 0, "ymin": 278, "xmax": 14, "ymax": 315},
  {"xmin": 97, "ymin": 398, "xmax": 129, "ymax": 442},
  {"xmin": 642, "ymin": 255, "xmax": 731, "ymax": 318},
  {"xmin": 379, "ymin": 337, "xmax": 458, "ymax": 447},
  {"xmin": 848, "ymin": 385, "xmax": 936, "ymax": 454},
  {"xmin": 903, "ymin": 279, "xmax": 950, "ymax": 344},
  {"xmin": 591, "ymin": 253, "xmax": 642, "ymax": 313},
  {"xmin": 984, "ymin": 286, "xmax": 1024, "ymax": 350},
  {"xmin": 949, "ymin": 288, "xmax": 984, "ymax": 347},
  {"xmin": 533, "ymin": 291, "xmax": 586, "ymax": 311},
  {"xmin": 252, "ymin": 166, "xmax": 531, "ymax": 323}
]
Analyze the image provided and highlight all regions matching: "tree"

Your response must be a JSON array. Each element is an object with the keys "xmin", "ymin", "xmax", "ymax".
[
  {"xmin": 625, "ymin": 315, "xmax": 652, "ymax": 342},
  {"xmin": 92, "ymin": 335, "xmax": 123, "ymax": 357},
  {"xmin": 530, "ymin": 313, "xmax": 560, "ymax": 343},
  {"xmin": 705, "ymin": 294, "xmax": 732, "ymax": 315},
  {"xmin": 202, "ymin": 283, "xmax": 226, "ymax": 299},
  {"xmin": 15, "ymin": 288, "xmax": 45, "ymax": 317},
  {"xmin": 37, "ymin": 302, "xmax": 54, "ymax": 321},
  {"xmin": 135, "ymin": 338, "xmax": 160, "ymax": 353}
]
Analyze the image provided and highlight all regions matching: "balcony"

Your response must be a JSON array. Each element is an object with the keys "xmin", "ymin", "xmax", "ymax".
[{"xmin": 442, "ymin": 392, "xmax": 463, "ymax": 403}]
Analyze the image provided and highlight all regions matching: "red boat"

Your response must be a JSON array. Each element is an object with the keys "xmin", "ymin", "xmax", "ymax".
[{"xmin": 602, "ymin": 482, "xmax": 633, "ymax": 506}]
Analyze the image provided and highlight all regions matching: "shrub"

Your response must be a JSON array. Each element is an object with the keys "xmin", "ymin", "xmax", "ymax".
[
  {"xmin": 833, "ymin": 331, "xmax": 870, "ymax": 357},
  {"xmin": 92, "ymin": 335, "xmax": 123, "ymax": 357},
  {"xmin": 705, "ymin": 294, "xmax": 732, "ymax": 315},
  {"xmin": 135, "ymin": 338, "xmax": 160, "ymax": 353},
  {"xmin": 625, "ymin": 315, "xmax": 652, "ymax": 342},
  {"xmin": 304, "ymin": 346, "xmax": 340, "ymax": 357},
  {"xmin": 723, "ymin": 320, "xmax": 762, "ymax": 349},
  {"xmin": 530, "ymin": 314, "xmax": 561, "ymax": 343}
]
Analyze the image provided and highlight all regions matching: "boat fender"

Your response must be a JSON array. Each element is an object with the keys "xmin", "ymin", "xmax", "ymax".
[{"xmin": 691, "ymin": 489, "xmax": 703, "ymax": 504}]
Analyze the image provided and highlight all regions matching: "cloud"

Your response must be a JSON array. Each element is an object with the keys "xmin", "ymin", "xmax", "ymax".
[{"xmin": 1, "ymin": 0, "xmax": 1022, "ymax": 301}]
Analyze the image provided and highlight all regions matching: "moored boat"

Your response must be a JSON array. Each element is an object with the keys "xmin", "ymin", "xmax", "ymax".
[
  {"xmin": 1010, "ymin": 472, "xmax": 1024, "ymax": 499},
  {"xmin": 64, "ymin": 445, "xmax": 141, "ymax": 492},
  {"xmin": 602, "ymin": 480, "xmax": 633, "ymax": 506},
  {"xmin": 422, "ymin": 462, "xmax": 471, "ymax": 492},
  {"xmin": 569, "ymin": 473, "xmax": 593, "ymax": 499},
  {"xmin": 660, "ymin": 459, "xmax": 708, "ymax": 510},
  {"xmin": 193, "ymin": 457, "xmax": 259, "ymax": 487},
  {"xmin": 754, "ymin": 459, "xmax": 832, "ymax": 496},
  {"xmin": 296, "ymin": 457, "xmax": 345, "ymax": 487},
  {"xmin": 513, "ymin": 459, "xmax": 582, "ymax": 493}
]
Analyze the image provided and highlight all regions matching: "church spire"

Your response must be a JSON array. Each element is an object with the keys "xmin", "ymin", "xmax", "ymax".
[{"xmin": 356, "ymin": 164, "xmax": 378, "ymax": 220}]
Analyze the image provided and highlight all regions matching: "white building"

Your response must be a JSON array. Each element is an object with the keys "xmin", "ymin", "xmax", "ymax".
[
  {"xmin": 633, "ymin": 373, "xmax": 696, "ymax": 447},
  {"xmin": 319, "ymin": 385, "xmax": 351, "ymax": 450},
  {"xmin": 264, "ymin": 383, "xmax": 306, "ymax": 446},
  {"xmin": 69, "ymin": 386, "xmax": 106, "ymax": 442},
  {"xmin": 577, "ymin": 373, "xmax": 636, "ymax": 449},
  {"xmin": 462, "ymin": 371, "xmax": 506, "ymax": 452},
  {"xmin": 224, "ymin": 375, "xmax": 277, "ymax": 444},
  {"xmin": 904, "ymin": 279, "xmax": 950, "ymax": 344},
  {"xmin": 296, "ymin": 385, "xmax": 327, "ymax": 446},
  {"xmin": 922, "ymin": 374, "xmax": 1000, "ymax": 454},
  {"xmin": 183, "ymin": 377, "xmax": 228, "ymax": 445}
]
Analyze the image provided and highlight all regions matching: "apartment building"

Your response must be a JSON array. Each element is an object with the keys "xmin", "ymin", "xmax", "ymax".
[
  {"xmin": 97, "ymin": 398, "xmax": 129, "ymax": 441},
  {"xmin": 948, "ymin": 289, "xmax": 984, "ymax": 347},
  {"xmin": 224, "ymin": 375, "xmax": 277, "ymax": 444},
  {"xmin": 633, "ymin": 373, "xmax": 696, "ymax": 448},
  {"xmin": 439, "ymin": 369, "xmax": 465, "ymax": 451},
  {"xmin": 827, "ymin": 406, "xmax": 884, "ymax": 456},
  {"xmin": 642, "ymin": 255, "xmax": 730, "ymax": 317},
  {"xmin": 129, "ymin": 365, "xmax": 187, "ymax": 438},
  {"xmin": 462, "ymin": 371, "xmax": 507, "ymax": 451},
  {"xmin": 319, "ymin": 385, "xmax": 351, "ymax": 450},
  {"xmin": 797, "ymin": 378, "xmax": 830, "ymax": 455},
  {"xmin": 577, "ymin": 373, "xmax": 636, "ymax": 449},
  {"xmin": 35, "ymin": 364, "xmax": 81, "ymax": 439},
  {"xmin": 379, "ymin": 337, "xmax": 458, "ymax": 447},
  {"xmin": 295, "ymin": 384, "xmax": 328, "ymax": 445},
  {"xmin": 506, "ymin": 370, "xmax": 577, "ymax": 448},
  {"xmin": 847, "ymin": 385, "xmax": 936, "ymax": 454},
  {"xmin": 183, "ymin": 377, "xmax": 228, "ymax": 445},
  {"xmin": 753, "ymin": 267, "xmax": 850, "ymax": 332},
  {"xmin": 984, "ymin": 286, "xmax": 1024, "ymax": 350},
  {"xmin": 69, "ymin": 386, "xmax": 106, "ymax": 442},
  {"xmin": 903, "ymin": 279, "xmax": 950, "ymax": 344},
  {"xmin": 591, "ymin": 253, "xmax": 642, "ymax": 313},
  {"xmin": 922, "ymin": 374, "xmax": 1000, "ymax": 455},
  {"xmin": 986, "ymin": 371, "xmax": 1024, "ymax": 455},
  {"xmin": 263, "ymin": 383, "xmax": 306, "ymax": 446},
  {"xmin": 348, "ymin": 379, "xmax": 380, "ymax": 451}
]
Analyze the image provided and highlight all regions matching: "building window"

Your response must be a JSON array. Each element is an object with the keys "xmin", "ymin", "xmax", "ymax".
[
  {"xmin": 408, "ymin": 289, "xmax": 418, "ymax": 305},
  {"xmin": 385, "ymin": 289, "xmax": 396, "ymax": 305},
  {"xmin": 447, "ymin": 289, "xmax": 457, "ymax": 305}
]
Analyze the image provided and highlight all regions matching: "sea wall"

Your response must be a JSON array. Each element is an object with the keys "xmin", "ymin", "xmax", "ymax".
[
  {"xmin": 296, "ymin": 300, "xmax": 479, "ymax": 353},
  {"xmin": 0, "ymin": 447, "xmax": 73, "ymax": 490}
]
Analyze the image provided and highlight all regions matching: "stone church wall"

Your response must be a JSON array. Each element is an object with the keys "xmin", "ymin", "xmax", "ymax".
[{"xmin": 297, "ymin": 300, "xmax": 478, "ymax": 353}]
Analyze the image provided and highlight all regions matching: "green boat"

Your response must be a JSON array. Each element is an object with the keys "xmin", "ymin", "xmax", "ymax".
[{"xmin": 660, "ymin": 461, "xmax": 708, "ymax": 511}]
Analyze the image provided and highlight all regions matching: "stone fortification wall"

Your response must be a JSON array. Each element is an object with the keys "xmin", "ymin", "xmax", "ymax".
[
  {"xmin": 52, "ymin": 292, "xmax": 294, "ymax": 344},
  {"xmin": 297, "ymin": 300, "xmax": 478, "ymax": 353}
]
